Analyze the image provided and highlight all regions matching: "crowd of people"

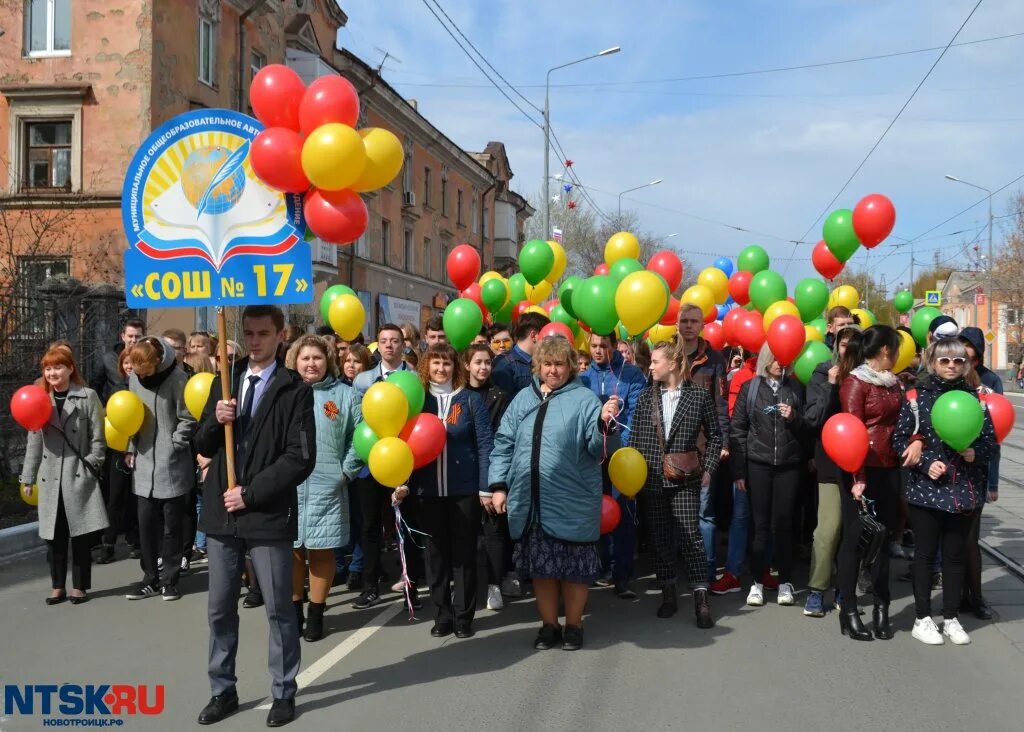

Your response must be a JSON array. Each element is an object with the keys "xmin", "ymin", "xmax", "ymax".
[{"xmin": 18, "ymin": 298, "xmax": 1003, "ymax": 726}]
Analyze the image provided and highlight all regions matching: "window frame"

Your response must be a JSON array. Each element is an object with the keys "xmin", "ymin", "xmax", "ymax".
[
  {"xmin": 16, "ymin": 255, "xmax": 70, "ymax": 335},
  {"xmin": 440, "ymin": 169, "xmax": 449, "ymax": 217},
  {"xmin": 198, "ymin": 15, "xmax": 216, "ymax": 87},
  {"xmin": 21, "ymin": 118, "xmax": 72, "ymax": 192},
  {"xmin": 423, "ymin": 166, "xmax": 432, "ymax": 209},
  {"xmin": 4, "ymin": 90, "xmax": 84, "ymax": 195},
  {"xmin": 25, "ymin": 0, "xmax": 71, "ymax": 58},
  {"xmin": 380, "ymin": 218, "xmax": 391, "ymax": 266},
  {"xmin": 424, "ymin": 237, "xmax": 432, "ymax": 280},
  {"xmin": 456, "ymin": 189, "xmax": 464, "ymax": 227}
]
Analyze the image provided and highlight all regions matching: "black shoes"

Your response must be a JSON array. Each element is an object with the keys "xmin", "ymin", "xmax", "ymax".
[
  {"xmin": 353, "ymin": 587, "xmax": 381, "ymax": 610},
  {"xmin": 346, "ymin": 571, "xmax": 363, "ymax": 591},
  {"xmin": 656, "ymin": 585, "xmax": 678, "ymax": 618},
  {"xmin": 430, "ymin": 621, "xmax": 454, "ymax": 637},
  {"xmin": 872, "ymin": 604, "xmax": 894, "ymax": 640},
  {"xmin": 69, "ymin": 593, "xmax": 89, "ymax": 605},
  {"xmin": 161, "ymin": 586, "xmax": 181, "ymax": 602},
  {"xmin": 126, "ymin": 583, "xmax": 159, "ymax": 600},
  {"xmin": 962, "ymin": 592, "xmax": 994, "ymax": 620},
  {"xmin": 266, "ymin": 698, "xmax": 295, "ymax": 727},
  {"xmin": 562, "ymin": 624, "xmax": 583, "ymax": 651},
  {"xmin": 454, "ymin": 622, "xmax": 474, "ymax": 639},
  {"xmin": 243, "ymin": 589, "xmax": 264, "ymax": 609},
  {"xmin": 95, "ymin": 544, "xmax": 115, "ymax": 564},
  {"xmin": 614, "ymin": 579, "xmax": 637, "ymax": 599},
  {"xmin": 694, "ymin": 589, "xmax": 714, "ymax": 629},
  {"xmin": 304, "ymin": 602, "xmax": 326, "ymax": 642},
  {"xmin": 45, "ymin": 592, "xmax": 67, "ymax": 606},
  {"xmin": 197, "ymin": 691, "xmax": 239, "ymax": 725},
  {"xmin": 128, "ymin": 547, "xmax": 142, "ymax": 559},
  {"xmin": 840, "ymin": 607, "xmax": 874, "ymax": 641},
  {"xmin": 534, "ymin": 623, "xmax": 562, "ymax": 650}
]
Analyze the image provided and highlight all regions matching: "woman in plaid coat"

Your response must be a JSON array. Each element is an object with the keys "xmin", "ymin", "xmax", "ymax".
[{"xmin": 628, "ymin": 340, "xmax": 722, "ymax": 627}]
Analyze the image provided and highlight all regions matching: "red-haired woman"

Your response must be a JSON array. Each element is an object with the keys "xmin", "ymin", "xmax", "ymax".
[{"xmin": 20, "ymin": 347, "xmax": 108, "ymax": 605}]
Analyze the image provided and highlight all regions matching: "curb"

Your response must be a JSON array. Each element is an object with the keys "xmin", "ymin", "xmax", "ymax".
[{"xmin": 0, "ymin": 522, "xmax": 44, "ymax": 561}]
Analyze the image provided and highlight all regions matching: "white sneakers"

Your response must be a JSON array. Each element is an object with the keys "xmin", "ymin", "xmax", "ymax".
[
  {"xmin": 777, "ymin": 583, "xmax": 796, "ymax": 606},
  {"xmin": 746, "ymin": 583, "xmax": 765, "ymax": 606},
  {"xmin": 912, "ymin": 616, "xmax": 972, "ymax": 645},
  {"xmin": 486, "ymin": 584, "xmax": 504, "ymax": 610},
  {"xmin": 942, "ymin": 617, "xmax": 971, "ymax": 645}
]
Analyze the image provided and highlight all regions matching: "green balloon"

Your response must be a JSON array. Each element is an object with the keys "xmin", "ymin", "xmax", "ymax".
[
  {"xmin": 549, "ymin": 304, "xmax": 580, "ymax": 337},
  {"xmin": 911, "ymin": 306, "xmax": 942, "ymax": 348},
  {"xmin": 737, "ymin": 245, "xmax": 770, "ymax": 274},
  {"xmin": 609, "ymin": 257, "xmax": 644, "ymax": 284},
  {"xmin": 794, "ymin": 278, "xmax": 829, "ymax": 323},
  {"xmin": 481, "ymin": 278, "xmax": 508, "ymax": 313},
  {"xmin": 893, "ymin": 290, "xmax": 914, "ymax": 313},
  {"xmin": 353, "ymin": 421, "xmax": 380, "ymax": 462},
  {"xmin": 442, "ymin": 298, "xmax": 484, "ymax": 351},
  {"xmin": 808, "ymin": 318, "xmax": 827, "ymax": 340},
  {"xmin": 793, "ymin": 341, "xmax": 832, "ymax": 384},
  {"xmin": 573, "ymin": 275, "xmax": 619, "ymax": 335},
  {"xmin": 616, "ymin": 322, "xmax": 630, "ymax": 342},
  {"xmin": 519, "ymin": 239, "xmax": 554, "ymax": 285},
  {"xmin": 508, "ymin": 273, "xmax": 528, "ymax": 305},
  {"xmin": 320, "ymin": 284, "xmax": 356, "ymax": 323},
  {"xmin": 492, "ymin": 301, "xmax": 514, "ymax": 324},
  {"xmin": 932, "ymin": 390, "xmax": 985, "ymax": 452},
  {"xmin": 823, "ymin": 209, "xmax": 861, "ymax": 263},
  {"xmin": 558, "ymin": 275, "xmax": 583, "ymax": 319},
  {"xmin": 386, "ymin": 370, "xmax": 425, "ymax": 418},
  {"xmin": 749, "ymin": 270, "xmax": 788, "ymax": 313},
  {"xmin": 858, "ymin": 308, "xmax": 876, "ymax": 327}
]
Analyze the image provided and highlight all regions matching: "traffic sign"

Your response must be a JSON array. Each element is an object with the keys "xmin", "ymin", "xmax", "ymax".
[
  {"xmin": 985, "ymin": 330, "xmax": 995, "ymax": 343},
  {"xmin": 925, "ymin": 290, "xmax": 941, "ymax": 307},
  {"xmin": 121, "ymin": 110, "xmax": 313, "ymax": 308}
]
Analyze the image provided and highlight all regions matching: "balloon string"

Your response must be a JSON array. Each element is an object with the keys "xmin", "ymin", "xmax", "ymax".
[{"xmin": 393, "ymin": 505, "xmax": 431, "ymax": 620}]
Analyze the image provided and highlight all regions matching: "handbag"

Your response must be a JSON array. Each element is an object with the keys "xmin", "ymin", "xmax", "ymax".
[
  {"xmin": 653, "ymin": 389, "xmax": 702, "ymax": 481},
  {"xmin": 855, "ymin": 497, "xmax": 887, "ymax": 568}
]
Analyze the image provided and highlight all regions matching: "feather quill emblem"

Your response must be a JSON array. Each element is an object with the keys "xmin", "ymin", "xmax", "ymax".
[{"xmin": 195, "ymin": 141, "xmax": 250, "ymax": 219}]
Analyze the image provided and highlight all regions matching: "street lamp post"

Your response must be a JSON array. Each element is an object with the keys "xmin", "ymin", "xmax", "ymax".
[
  {"xmin": 617, "ymin": 179, "xmax": 663, "ymax": 219},
  {"xmin": 945, "ymin": 174, "xmax": 995, "ymax": 365},
  {"xmin": 544, "ymin": 46, "xmax": 620, "ymax": 240}
]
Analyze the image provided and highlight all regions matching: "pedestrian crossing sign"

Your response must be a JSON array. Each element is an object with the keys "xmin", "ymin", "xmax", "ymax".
[{"xmin": 925, "ymin": 290, "xmax": 941, "ymax": 306}]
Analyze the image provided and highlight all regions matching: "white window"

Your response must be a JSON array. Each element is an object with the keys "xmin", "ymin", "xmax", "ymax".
[
  {"xmin": 250, "ymin": 50, "xmax": 266, "ymax": 81},
  {"xmin": 26, "ymin": 0, "xmax": 70, "ymax": 57},
  {"xmin": 198, "ymin": 16, "xmax": 216, "ymax": 86},
  {"xmin": 22, "ymin": 120, "xmax": 71, "ymax": 190}
]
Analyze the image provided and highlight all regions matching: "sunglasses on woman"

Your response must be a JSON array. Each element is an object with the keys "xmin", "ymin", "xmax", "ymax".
[{"xmin": 937, "ymin": 357, "xmax": 966, "ymax": 366}]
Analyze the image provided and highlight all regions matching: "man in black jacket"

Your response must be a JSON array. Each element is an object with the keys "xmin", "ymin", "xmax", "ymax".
[
  {"xmin": 193, "ymin": 306, "xmax": 315, "ymax": 728},
  {"xmin": 91, "ymin": 318, "xmax": 145, "ymax": 402}
]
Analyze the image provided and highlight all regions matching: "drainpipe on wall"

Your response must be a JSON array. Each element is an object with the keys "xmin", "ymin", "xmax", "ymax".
[{"xmin": 237, "ymin": 0, "xmax": 270, "ymax": 112}]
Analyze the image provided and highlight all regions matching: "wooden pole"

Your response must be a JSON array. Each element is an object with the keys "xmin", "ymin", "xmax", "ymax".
[{"xmin": 217, "ymin": 307, "xmax": 237, "ymax": 491}]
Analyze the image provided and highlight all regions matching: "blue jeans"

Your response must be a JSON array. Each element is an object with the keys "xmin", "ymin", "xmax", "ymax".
[
  {"xmin": 725, "ymin": 481, "xmax": 750, "ymax": 577},
  {"xmin": 600, "ymin": 490, "xmax": 636, "ymax": 581},
  {"xmin": 699, "ymin": 483, "xmax": 716, "ymax": 584},
  {"xmin": 335, "ymin": 485, "xmax": 364, "ymax": 574},
  {"xmin": 194, "ymin": 492, "xmax": 207, "ymax": 551}
]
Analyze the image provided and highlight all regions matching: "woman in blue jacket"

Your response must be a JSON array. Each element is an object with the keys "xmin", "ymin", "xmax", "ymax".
[
  {"xmin": 286, "ymin": 335, "xmax": 361, "ymax": 642},
  {"xmin": 406, "ymin": 344, "xmax": 494, "ymax": 639},
  {"xmin": 489, "ymin": 336, "xmax": 620, "ymax": 651}
]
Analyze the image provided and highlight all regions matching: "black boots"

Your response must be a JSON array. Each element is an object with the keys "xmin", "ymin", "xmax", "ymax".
[
  {"xmin": 872, "ymin": 604, "xmax": 894, "ymax": 640},
  {"xmin": 304, "ymin": 602, "xmax": 326, "ymax": 642},
  {"xmin": 95, "ymin": 544, "xmax": 115, "ymax": 564},
  {"xmin": 656, "ymin": 585, "xmax": 678, "ymax": 618},
  {"xmin": 840, "ymin": 607, "xmax": 874, "ymax": 641},
  {"xmin": 293, "ymin": 600, "xmax": 305, "ymax": 636},
  {"xmin": 694, "ymin": 589, "xmax": 714, "ymax": 629}
]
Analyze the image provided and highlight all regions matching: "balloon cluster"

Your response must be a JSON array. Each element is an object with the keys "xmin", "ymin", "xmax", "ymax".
[
  {"xmin": 320, "ymin": 284, "xmax": 365, "ymax": 341},
  {"xmin": 355, "ymin": 373, "xmax": 446, "ymax": 488},
  {"xmin": 104, "ymin": 391, "xmax": 146, "ymax": 451},
  {"xmin": 815, "ymin": 193, "xmax": 896, "ymax": 281},
  {"xmin": 248, "ymin": 65, "xmax": 403, "ymax": 244}
]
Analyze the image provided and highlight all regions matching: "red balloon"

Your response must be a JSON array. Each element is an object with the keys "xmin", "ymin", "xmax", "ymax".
[
  {"xmin": 400, "ymin": 413, "xmax": 447, "ymax": 469},
  {"xmin": 250, "ymin": 128, "xmax": 309, "ymax": 193},
  {"xmin": 461, "ymin": 283, "xmax": 485, "ymax": 313},
  {"xmin": 852, "ymin": 193, "xmax": 896, "ymax": 249},
  {"xmin": 11, "ymin": 385, "xmax": 51, "ymax": 431},
  {"xmin": 728, "ymin": 271, "xmax": 753, "ymax": 306},
  {"xmin": 906, "ymin": 388, "xmax": 917, "ymax": 402},
  {"xmin": 704, "ymin": 308, "xmax": 717, "ymax": 325},
  {"xmin": 299, "ymin": 75, "xmax": 360, "ymax": 135},
  {"xmin": 822, "ymin": 413, "xmax": 869, "ymax": 473},
  {"xmin": 447, "ymin": 244, "xmax": 481, "ymax": 291},
  {"xmin": 539, "ymin": 322, "xmax": 573, "ymax": 340},
  {"xmin": 543, "ymin": 299, "xmax": 559, "ymax": 314},
  {"xmin": 722, "ymin": 308, "xmax": 745, "ymax": 346},
  {"xmin": 600, "ymin": 494, "xmax": 621, "ymax": 535},
  {"xmin": 766, "ymin": 315, "xmax": 806, "ymax": 367},
  {"xmin": 594, "ymin": 263, "xmax": 610, "ymax": 276},
  {"xmin": 734, "ymin": 310, "xmax": 765, "ymax": 353},
  {"xmin": 647, "ymin": 250, "xmax": 683, "ymax": 292},
  {"xmin": 980, "ymin": 393, "xmax": 1015, "ymax": 444},
  {"xmin": 703, "ymin": 321, "xmax": 725, "ymax": 351},
  {"xmin": 812, "ymin": 239, "xmax": 844, "ymax": 280},
  {"xmin": 249, "ymin": 64, "xmax": 306, "ymax": 131},
  {"xmin": 304, "ymin": 188, "xmax": 368, "ymax": 244},
  {"xmin": 511, "ymin": 301, "xmax": 530, "ymax": 322},
  {"xmin": 660, "ymin": 297, "xmax": 680, "ymax": 326}
]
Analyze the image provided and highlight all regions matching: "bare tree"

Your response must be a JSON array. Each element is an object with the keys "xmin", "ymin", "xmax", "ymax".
[{"xmin": 991, "ymin": 192, "xmax": 1024, "ymax": 363}]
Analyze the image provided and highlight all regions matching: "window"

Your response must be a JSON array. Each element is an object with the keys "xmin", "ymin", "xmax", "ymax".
[
  {"xmin": 404, "ymin": 229, "xmax": 414, "ymax": 273},
  {"xmin": 22, "ymin": 120, "xmax": 71, "ymax": 190},
  {"xmin": 381, "ymin": 219, "xmax": 391, "ymax": 266},
  {"xmin": 250, "ymin": 50, "xmax": 266, "ymax": 81},
  {"xmin": 456, "ymin": 189, "xmax": 464, "ymax": 226},
  {"xmin": 483, "ymin": 206, "xmax": 489, "ymax": 239},
  {"xmin": 26, "ymin": 0, "xmax": 70, "ymax": 56},
  {"xmin": 471, "ymin": 196, "xmax": 479, "ymax": 234},
  {"xmin": 424, "ymin": 238, "xmax": 432, "ymax": 280},
  {"xmin": 198, "ymin": 16, "xmax": 216, "ymax": 86},
  {"xmin": 17, "ymin": 256, "xmax": 69, "ymax": 334},
  {"xmin": 423, "ymin": 167, "xmax": 432, "ymax": 208},
  {"xmin": 440, "ymin": 169, "xmax": 449, "ymax": 216},
  {"xmin": 442, "ymin": 240, "xmax": 451, "ymax": 284},
  {"xmin": 402, "ymin": 141, "xmax": 413, "ymax": 194}
]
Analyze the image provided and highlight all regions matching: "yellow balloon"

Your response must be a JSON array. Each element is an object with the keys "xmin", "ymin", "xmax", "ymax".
[
  {"xmin": 107, "ymin": 390, "xmax": 144, "ymax": 436},
  {"xmin": 604, "ymin": 231, "xmax": 641, "ymax": 265},
  {"xmin": 681, "ymin": 284, "xmax": 715, "ymax": 318},
  {"xmin": 648, "ymin": 324, "xmax": 677, "ymax": 343},
  {"xmin": 545, "ymin": 240, "xmax": 567, "ymax": 284},
  {"xmin": 574, "ymin": 329, "xmax": 590, "ymax": 354},
  {"xmin": 851, "ymin": 308, "xmax": 875, "ymax": 327},
  {"xmin": 524, "ymin": 305, "xmax": 547, "ymax": 316},
  {"xmin": 608, "ymin": 447, "xmax": 648, "ymax": 498},
  {"xmin": 20, "ymin": 482, "xmax": 39, "ymax": 506},
  {"xmin": 351, "ymin": 128, "xmax": 403, "ymax": 193},
  {"xmin": 805, "ymin": 324, "xmax": 824, "ymax": 343},
  {"xmin": 368, "ymin": 437, "xmax": 414, "ymax": 488},
  {"xmin": 480, "ymin": 270, "xmax": 503, "ymax": 285},
  {"xmin": 698, "ymin": 268, "xmax": 730, "ymax": 305},
  {"xmin": 184, "ymin": 372, "xmax": 215, "ymax": 421},
  {"xmin": 828, "ymin": 285, "xmax": 859, "ymax": 311},
  {"xmin": 368, "ymin": 341, "xmax": 379, "ymax": 353},
  {"xmin": 763, "ymin": 300, "xmax": 801, "ymax": 330},
  {"xmin": 893, "ymin": 329, "xmax": 916, "ymax": 374},
  {"xmin": 105, "ymin": 417, "xmax": 130, "ymax": 452},
  {"xmin": 615, "ymin": 271, "xmax": 669, "ymax": 336},
  {"xmin": 328, "ymin": 294, "xmax": 366, "ymax": 341},
  {"xmin": 301, "ymin": 123, "xmax": 367, "ymax": 192},
  {"xmin": 525, "ymin": 279, "xmax": 552, "ymax": 305},
  {"xmin": 362, "ymin": 382, "xmax": 409, "ymax": 438}
]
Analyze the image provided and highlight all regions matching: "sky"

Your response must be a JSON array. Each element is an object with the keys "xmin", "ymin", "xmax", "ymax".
[{"xmin": 338, "ymin": 0, "xmax": 1024, "ymax": 292}]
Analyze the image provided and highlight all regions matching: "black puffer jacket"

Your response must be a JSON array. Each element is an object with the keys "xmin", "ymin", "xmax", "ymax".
[
  {"xmin": 467, "ymin": 381, "xmax": 510, "ymax": 432},
  {"xmin": 730, "ymin": 375, "xmax": 805, "ymax": 479},
  {"xmin": 804, "ymin": 360, "xmax": 842, "ymax": 483}
]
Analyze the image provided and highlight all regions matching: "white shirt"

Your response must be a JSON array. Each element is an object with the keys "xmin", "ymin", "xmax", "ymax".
[
  {"xmin": 238, "ymin": 361, "xmax": 278, "ymax": 417},
  {"xmin": 661, "ymin": 384, "xmax": 682, "ymax": 434}
]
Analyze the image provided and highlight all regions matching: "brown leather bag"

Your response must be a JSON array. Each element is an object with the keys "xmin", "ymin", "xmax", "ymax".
[{"xmin": 654, "ymin": 390, "xmax": 702, "ymax": 481}]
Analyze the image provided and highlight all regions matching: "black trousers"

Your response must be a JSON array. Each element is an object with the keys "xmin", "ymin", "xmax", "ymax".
[
  {"xmin": 645, "ymin": 485, "xmax": 706, "ymax": 588},
  {"xmin": 909, "ymin": 504, "xmax": 975, "ymax": 619},
  {"xmin": 47, "ymin": 492, "xmax": 95, "ymax": 591},
  {"xmin": 747, "ymin": 461, "xmax": 801, "ymax": 584},
  {"xmin": 181, "ymin": 482, "xmax": 200, "ymax": 556},
  {"xmin": 101, "ymin": 451, "xmax": 137, "ymax": 547},
  {"xmin": 482, "ymin": 512, "xmax": 512, "ymax": 585},
  {"xmin": 837, "ymin": 467, "xmax": 899, "ymax": 606},
  {"xmin": 137, "ymin": 493, "xmax": 189, "ymax": 588},
  {"xmin": 416, "ymin": 495, "xmax": 480, "ymax": 624},
  {"xmin": 357, "ymin": 476, "xmax": 424, "ymax": 586},
  {"xmin": 963, "ymin": 506, "xmax": 984, "ymax": 600}
]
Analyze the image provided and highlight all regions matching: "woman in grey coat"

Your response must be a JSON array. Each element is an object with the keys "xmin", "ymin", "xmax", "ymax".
[
  {"xmin": 20, "ymin": 347, "xmax": 107, "ymax": 605},
  {"xmin": 123, "ymin": 336, "xmax": 197, "ymax": 602}
]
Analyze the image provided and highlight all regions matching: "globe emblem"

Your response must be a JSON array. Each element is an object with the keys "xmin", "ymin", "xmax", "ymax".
[{"xmin": 180, "ymin": 145, "xmax": 246, "ymax": 215}]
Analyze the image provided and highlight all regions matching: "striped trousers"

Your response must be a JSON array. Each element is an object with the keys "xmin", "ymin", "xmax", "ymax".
[{"xmin": 645, "ymin": 484, "xmax": 707, "ymax": 589}]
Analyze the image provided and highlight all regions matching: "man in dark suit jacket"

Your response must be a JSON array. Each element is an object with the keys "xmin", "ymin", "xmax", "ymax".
[{"xmin": 193, "ymin": 305, "xmax": 315, "ymax": 728}]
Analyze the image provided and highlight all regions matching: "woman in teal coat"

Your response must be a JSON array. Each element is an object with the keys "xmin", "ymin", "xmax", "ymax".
[
  {"xmin": 489, "ymin": 336, "xmax": 619, "ymax": 651},
  {"xmin": 285, "ymin": 335, "xmax": 361, "ymax": 642}
]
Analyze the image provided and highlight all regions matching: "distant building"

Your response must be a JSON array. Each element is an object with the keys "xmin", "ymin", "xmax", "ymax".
[{"xmin": 939, "ymin": 270, "xmax": 1009, "ymax": 368}]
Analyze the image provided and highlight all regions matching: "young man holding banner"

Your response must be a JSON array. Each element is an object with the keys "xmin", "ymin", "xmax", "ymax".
[{"xmin": 194, "ymin": 305, "xmax": 316, "ymax": 728}]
